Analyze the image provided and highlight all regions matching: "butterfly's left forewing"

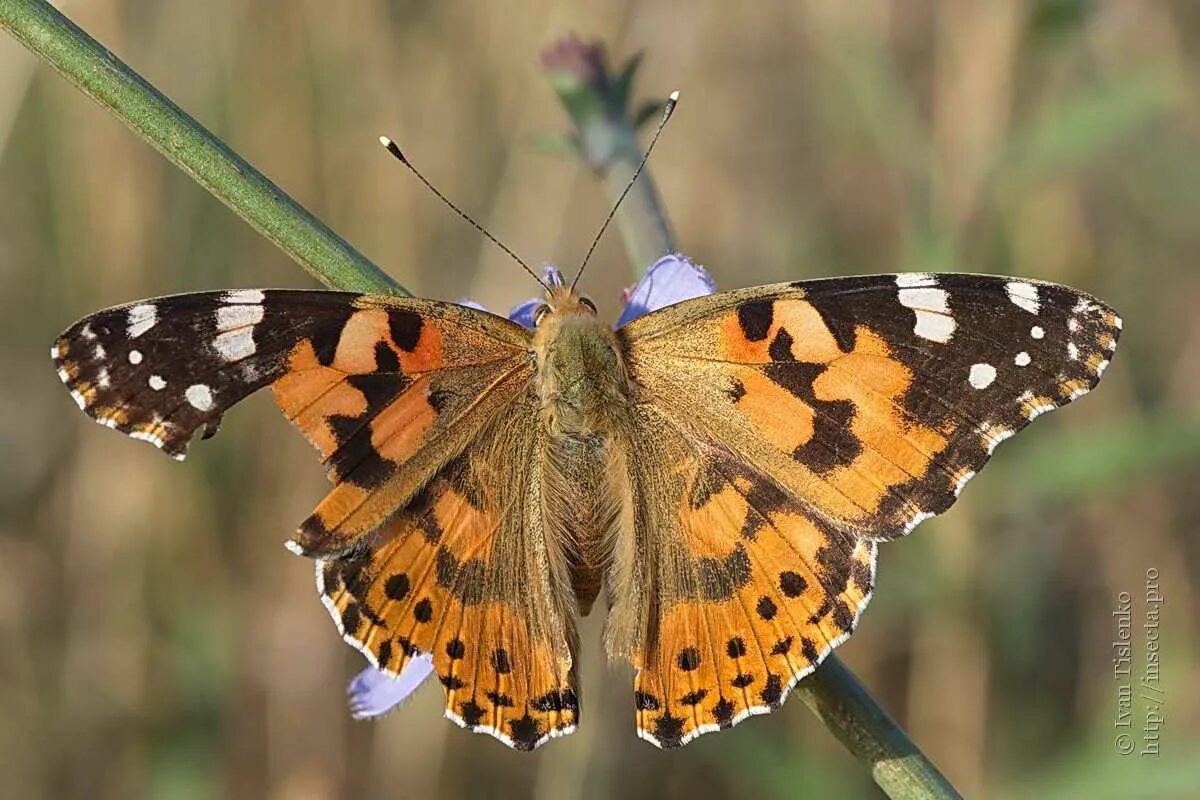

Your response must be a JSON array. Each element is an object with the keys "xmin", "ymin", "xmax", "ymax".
[{"xmin": 614, "ymin": 273, "xmax": 1120, "ymax": 746}]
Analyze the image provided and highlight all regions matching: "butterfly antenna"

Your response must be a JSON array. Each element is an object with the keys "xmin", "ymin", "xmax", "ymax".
[
  {"xmin": 570, "ymin": 90, "xmax": 679, "ymax": 292},
  {"xmin": 378, "ymin": 137, "xmax": 547, "ymax": 289}
]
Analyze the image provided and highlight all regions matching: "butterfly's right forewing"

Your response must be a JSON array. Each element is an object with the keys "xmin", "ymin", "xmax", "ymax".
[{"xmin": 622, "ymin": 274, "xmax": 1120, "ymax": 541}]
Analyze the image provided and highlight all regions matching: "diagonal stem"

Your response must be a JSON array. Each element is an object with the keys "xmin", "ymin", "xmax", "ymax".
[
  {"xmin": 0, "ymin": 0, "xmax": 404, "ymax": 296},
  {"xmin": 795, "ymin": 654, "xmax": 963, "ymax": 798}
]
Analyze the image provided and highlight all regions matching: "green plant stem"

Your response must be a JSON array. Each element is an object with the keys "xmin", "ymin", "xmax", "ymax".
[
  {"xmin": 551, "ymin": 56, "xmax": 963, "ymax": 800},
  {"xmin": 543, "ymin": 55, "xmax": 676, "ymax": 275},
  {"xmin": 599, "ymin": 125, "xmax": 676, "ymax": 273},
  {"xmin": 795, "ymin": 655, "xmax": 963, "ymax": 798},
  {"xmin": 0, "ymin": 0, "xmax": 404, "ymax": 296}
]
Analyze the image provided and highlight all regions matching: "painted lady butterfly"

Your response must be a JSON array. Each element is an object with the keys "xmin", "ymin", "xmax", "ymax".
[{"xmin": 51, "ymin": 255, "xmax": 1119, "ymax": 750}]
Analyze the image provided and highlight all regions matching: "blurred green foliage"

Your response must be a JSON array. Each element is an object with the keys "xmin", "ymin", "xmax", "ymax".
[{"xmin": 1, "ymin": 2, "xmax": 1197, "ymax": 799}]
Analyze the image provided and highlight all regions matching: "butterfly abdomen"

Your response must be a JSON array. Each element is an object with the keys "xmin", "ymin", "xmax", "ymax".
[{"xmin": 542, "ymin": 433, "xmax": 623, "ymax": 615}]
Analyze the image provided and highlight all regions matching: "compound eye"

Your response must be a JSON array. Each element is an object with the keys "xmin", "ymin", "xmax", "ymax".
[
  {"xmin": 532, "ymin": 304, "xmax": 551, "ymax": 326},
  {"xmin": 578, "ymin": 296, "xmax": 598, "ymax": 313}
]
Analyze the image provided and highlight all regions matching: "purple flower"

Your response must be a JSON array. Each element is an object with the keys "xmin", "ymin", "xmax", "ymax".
[
  {"xmin": 615, "ymin": 254, "xmax": 717, "ymax": 327},
  {"xmin": 539, "ymin": 34, "xmax": 609, "ymax": 94},
  {"xmin": 346, "ymin": 253, "xmax": 714, "ymax": 718},
  {"xmin": 348, "ymin": 654, "xmax": 435, "ymax": 719}
]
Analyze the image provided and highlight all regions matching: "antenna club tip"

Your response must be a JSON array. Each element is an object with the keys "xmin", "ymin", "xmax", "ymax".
[
  {"xmin": 379, "ymin": 136, "xmax": 408, "ymax": 163},
  {"xmin": 668, "ymin": 90, "xmax": 680, "ymax": 102}
]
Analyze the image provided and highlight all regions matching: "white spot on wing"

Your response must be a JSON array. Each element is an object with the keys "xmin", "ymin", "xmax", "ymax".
[
  {"xmin": 898, "ymin": 285, "xmax": 955, "ymax": 343},
  {"xmin": 913, "ymin": 313, "xmax": 956, "ymax": 343},
  {"xmin": 93, "ymin": 344, "xmax": 106, "ymax": 360},
  {"xmin": 127, "ymin": 304, "xmax": 158, "ymax": 338},
  {"xmin": 1113, "ymin": 315, "xmax": 1123, "ymax": 330},
  {"xmin": 1096, "ymin": 359, "xmax": 1109, "ymax": 376},
  {"xmin": 1067, "ymin": 341, "xmax": 1079, "ymax": 360},
  {"xmin": 895, "ymin": 273, "xmax": 938, "ymax": 288},
  {"xmin": 148, "ymin": 375, "xmax": 166, "ymax": 391},
  {"xmin": 968, "ymin": 363, "xmax": 997, "ymax": 389},
  {"xmin": 1014, "ymin": 351, "xmax": 1031, "ymax": 367},
  {"xmin": 129, "ymin": 350, "xmax": 143, "ymax": 365},
  {"xmin": 1005, "ymin": 281, "xmax": 1040, "ymax": 314},
  {"xmin": 1030, "ymin": 325, "xmax": 1045, "ymax": 339},
  {"xmin": 97, "ymin": 367, "xmax": 110, "ymax": 389},
  {"xmin": 80, "ymin": 323, "xmax": 97, "ymax": 341},
  {"xmin": 216, "ymin": 304, "xmax": 264, "ymax": 330},
  {"xmin": 1067, "ymin": 317, "xmax": 1080, "ymax": 333},
  {"xmin": 214, "ymin": 328, "xmax": 257, "ymax": 361},
  {"xmin": 898, "ymin": 287, "xmax": 949, "ymax": 312},
  {"xmin": 185, "ymin": 384, "xmax": 214, "ymax": 411},
  {"xmin": 50, "ymin": 344, "xmax": 61, "ymax": 360},
  {"xmin": 225, "ymin": 289, "xmax": 266, "ymax": 304}
]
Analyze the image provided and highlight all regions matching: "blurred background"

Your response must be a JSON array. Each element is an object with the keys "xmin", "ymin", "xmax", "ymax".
[{"xmin": 1, "ymin": 1, "xmax": 1198, "ymax": 798}]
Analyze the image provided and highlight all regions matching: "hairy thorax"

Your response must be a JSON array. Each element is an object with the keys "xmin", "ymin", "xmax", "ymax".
[{"xmin": 532, "ymin": 292, "xmax": 633, "ymax": 614}]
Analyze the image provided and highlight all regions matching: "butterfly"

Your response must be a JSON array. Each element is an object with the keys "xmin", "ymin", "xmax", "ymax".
[{"xmin": 51, "ymin": 254, "xmax": 1120, "ymax": 750}]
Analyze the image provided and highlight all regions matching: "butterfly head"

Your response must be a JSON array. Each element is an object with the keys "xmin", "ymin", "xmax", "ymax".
[{"xmin": 531, "ymin": 267, "xmax": 598, "ymax": 327}]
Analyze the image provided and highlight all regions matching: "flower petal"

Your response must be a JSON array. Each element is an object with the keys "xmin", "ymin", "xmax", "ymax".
[
  {"xmin": 347, "ymin": 656, "xmax": 435, "ymax": 719},
  {"xmin": 616, "ymin": 253, "xmax": 716, "ymax": 327},
  {"xmin": 507, "ymin": 298, "xmax": 541, "ymax": 329}
]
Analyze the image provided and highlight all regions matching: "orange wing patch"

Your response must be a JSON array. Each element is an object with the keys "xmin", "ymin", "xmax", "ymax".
[
  {"xmin": 316, "ymin": 450, "xmax": 578, "ymax": 751},
  {"xmin": 629, "ymin": 299, "xmax": 947, "ymax": 535},
  {"xmin": 272, "ymin": 301, "xmax": 535, "ymax": 557},
  {"xmin": 629, "ymin": 449, "xmax": 875, "ymax": 747},
  {"xmin": 272, "ymin": 302, "xmax": 512, "ymax": 467},
  {"xmin": 716, "ymin": 301, "xmax": 950, "ymax": 526}
]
